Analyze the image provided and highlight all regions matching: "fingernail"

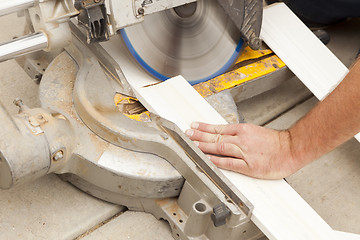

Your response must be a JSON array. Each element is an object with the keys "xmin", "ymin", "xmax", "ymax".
[
  {"xmin": 185, "ymin": 129, "xmax": 194, "ymax": 137},
  {"xmin": 194, "ymin": 141, "xmax": 199, "ymax": 146},
  {"xmin": 191, "ymin": 122, "xmax": 199, "ymax": 129}
]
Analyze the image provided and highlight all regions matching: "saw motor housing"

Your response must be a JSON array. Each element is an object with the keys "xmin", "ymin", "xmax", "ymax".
[
  {"xmin": 74, "ymin": 0, "xmax": 263, "ymax": 49},
  {"xmin": 0, "ymin": 0, "xmax": 263, "ymax": 63}
]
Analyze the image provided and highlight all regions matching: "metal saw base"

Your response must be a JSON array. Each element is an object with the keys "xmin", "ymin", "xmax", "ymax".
[
  {"xmin": 37, "ymin": 43, "xmax": 263, "ymax": 239},
  {"xmin": 15, "ymin": 25, "xmax": 291, "ymax": 240}
]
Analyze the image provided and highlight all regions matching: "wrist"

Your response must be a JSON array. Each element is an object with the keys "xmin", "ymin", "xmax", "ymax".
[
  {"xmin": 286, "ymin": 127, "xmax": 316, "ymax": 171},
  {"xmin": 279, "ymin": 129, "xmax": 299, "ymax": 174}
]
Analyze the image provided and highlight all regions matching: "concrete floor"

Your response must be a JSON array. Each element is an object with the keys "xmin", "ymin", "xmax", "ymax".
[{"xmin": 0, "ymin": 11, "xmax": 359, "ymax": 240}]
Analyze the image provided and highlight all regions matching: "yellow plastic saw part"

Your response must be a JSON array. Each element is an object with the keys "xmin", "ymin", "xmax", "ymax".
[
  {"xmin": 115, "ymin": 46, "xmax": 285, "ymax": 121},
  {"xmin": 194, "ymin": 46, "xmax": 286, "ymax": 97},
  {"xmin": 114, "ymin": 93, "xmax": 151, "ymax": 122},
  {"xmin": 236, "ymin": 47, "xmax": 274, "ymax": 63}
]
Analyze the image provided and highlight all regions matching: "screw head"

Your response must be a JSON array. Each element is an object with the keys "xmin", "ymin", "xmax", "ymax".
[
  {"xmin": 13, "ymin": 98, "xmax": 24, "ymax": 107},
  {"xmin": 53, "ymin": 151, "xmax": 64, "ymax": 161},
  {"xmin": 34, "ymin": 73, "xmax": 42, "ymax": 84},
  {"xmin": 249, "ymin": 37, "xmax": 261, "ymax": 50},
  {"xmin": 138, "ymin": 7, "xmax": 145, "ymax": 15}
]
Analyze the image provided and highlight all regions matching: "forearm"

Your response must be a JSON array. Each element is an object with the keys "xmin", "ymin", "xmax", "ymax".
[{"xmin": 289, "ymin": 59, "xmax": 360, "ymax": 167}]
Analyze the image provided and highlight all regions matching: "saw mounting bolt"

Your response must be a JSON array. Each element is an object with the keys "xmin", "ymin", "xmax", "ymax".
[
  {"xmin": 13, "ymin": 98, "xmax": 24, "ymax": 108},
  {"xmin": 53, "ymin": 150, "xmax": 64, "ymax": 161},
  {"xmin": 13, "ymin": 98, "xmax": 29, "ymax": 113},
  {"xmin": 249, "ymin": 36, "xmax": 262, "ymax": 50},
  {"xmin": 138, "ymin": 7, "xmax": 145, "ymax": 15}
]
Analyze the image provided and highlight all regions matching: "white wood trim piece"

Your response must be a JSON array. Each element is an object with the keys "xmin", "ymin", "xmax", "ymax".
[
  {"xmin": 125, "ymin": 76, "xmax": 335, "ymax": 240},
  {"xmin": 99, "ymin": 30, "xmax": 357, "ymax": 239},
  {"xmin": 334, "ymin": 231, "xmax": 360, "ymax": 240},
  {"xmin": 135, "ymin": 76, "xmax": 227, "ymax": 132},
  {"xmin": 261, "ymin": 3, "xmax": 360, "ymax": 143},
  {"xmin": 355, "ymin": 133, "xmax": 360, "ymax": 142},
  {"xmin": 260, "ymin": 3, "xmax": 349, "ymax": 101}
]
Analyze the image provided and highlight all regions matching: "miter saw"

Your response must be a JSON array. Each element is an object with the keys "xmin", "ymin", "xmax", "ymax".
[{"xmin": 0, "ymin": 0, "xmax": 282, "ymax": 239}]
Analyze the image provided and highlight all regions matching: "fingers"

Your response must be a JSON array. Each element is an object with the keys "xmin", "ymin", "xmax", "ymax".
[
  {"xmin": 190, "ymin": 122, "xmax": 240, "ymax": 135},
  {"xmin": 209, "ymin": 155, "xmax": 250, "ymax": 176},
  {"xmin": 186, "ymin": 128, "xmax": 236, "ymax": 143},
  {"xmin": 196, "ymin": 142, "xmax": 245, "ymax": 159}
]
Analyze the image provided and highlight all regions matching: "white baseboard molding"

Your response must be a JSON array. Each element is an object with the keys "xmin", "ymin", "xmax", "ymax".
[
  {"xmin": 260, "ymin": 3, "xmax": 360, "ymax": 143},
  {"xmin": 100, "ymin": 6, "xmax": 360, "ymax": 236},
  {"xmin": 260, "ymin": 3, "xmax": 349, "ymax": 101},
  {"xmin": 334, "ymin": 231, "xmax": 360, "ymax": 240},
  {"xmin": 128, "ymin": 76, "xmax": 335, "ymax": 240},
  {"xmin": 355, "ymin": 133, "xmax": 360, "ymax": 142}
]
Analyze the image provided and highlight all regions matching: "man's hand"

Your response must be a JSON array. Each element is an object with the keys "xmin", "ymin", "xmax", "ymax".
[
  {"xmin": 186, "ymin": 122, "xmax": 301, "ymax": 179},
  {"xmin": 185, "ymin": 59, "xmax": 360, "ymax": 179}
]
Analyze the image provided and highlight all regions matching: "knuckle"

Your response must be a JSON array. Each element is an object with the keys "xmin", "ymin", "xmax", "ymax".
[
  {"xmin": 192, "ymin": 130, "xmax": 200, "ymax": 139},
  {"xmin": 212, "ymin": 134, "xmax": 222, "ymax": 143},
  {"xmin": 193, "ymin": 131, "xmax": 204, "ymax": 141},
  {"xmin": 237, "ymin": 123, "xmax": 255, "ymax": 134},
  {"xmin": 214, "ymin": 125, "xmax": 223, "ymax": 134},
  {"xmin": 236, "ymin": 124, "xmax": 246, "ymax": 134},
  {"xmin": 227, "ymin": 159, "xmax": 235, "ymax": 170},
  {"xmin": 217, "ymin": 142, "xmax": 226, "ymax": 154}
]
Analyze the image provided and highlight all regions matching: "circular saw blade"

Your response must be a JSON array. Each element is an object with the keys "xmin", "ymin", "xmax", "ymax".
[{"xmin": 120, "ymin": 0, "xmax": 243, "ymax": 85}]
